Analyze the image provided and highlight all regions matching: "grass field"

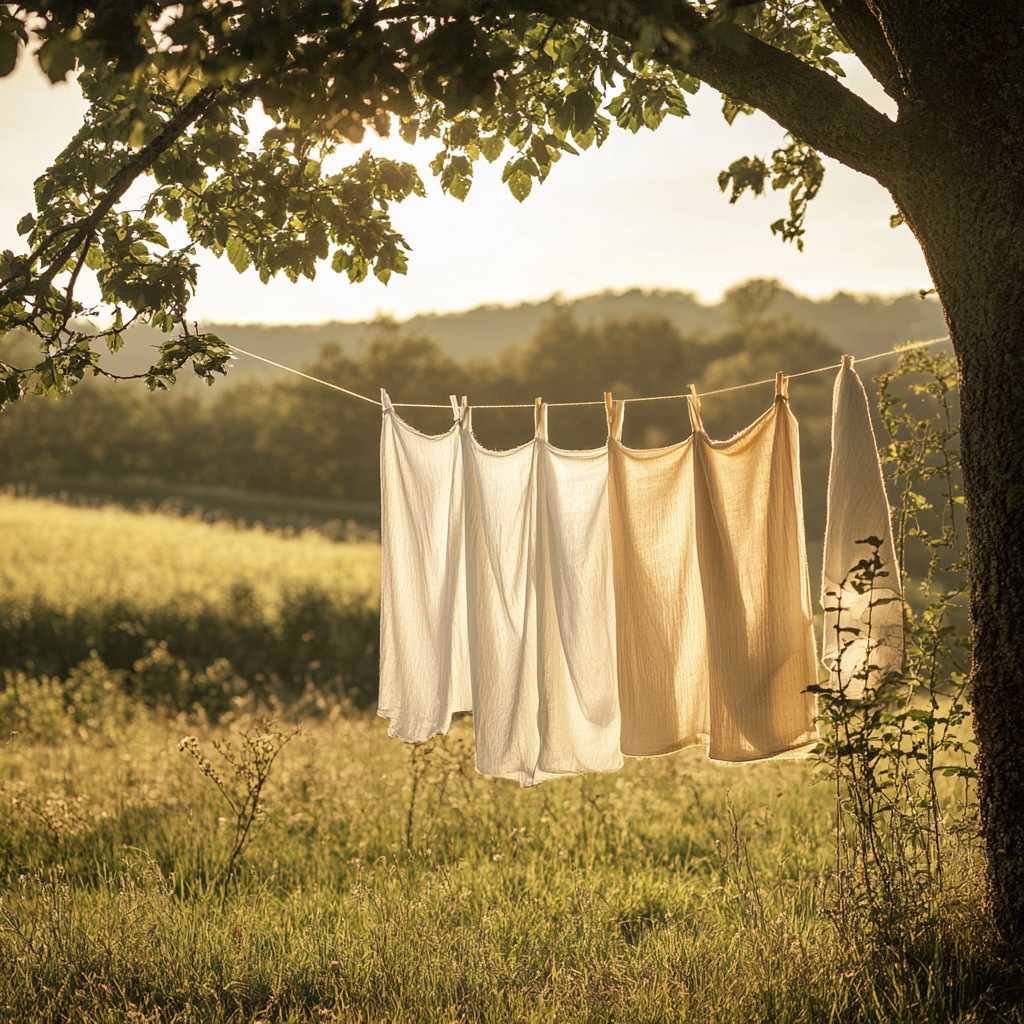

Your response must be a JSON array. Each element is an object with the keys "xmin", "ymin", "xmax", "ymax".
[
  {"xmin": 2, "ymin": 702, "xmax": 1013, "ymax": 1024},
  {"xmin": 1, "ymin": 495, "xmax": 1019, "ymax": 1023},
  {"xmin": 0, "ymin": 494, "xmax": 381, "ymax": 707}
]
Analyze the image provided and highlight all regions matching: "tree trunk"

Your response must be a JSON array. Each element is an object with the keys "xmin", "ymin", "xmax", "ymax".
[{"xmin": 898, "ymin": 162, "xmax": 1024, "ymax": 943}]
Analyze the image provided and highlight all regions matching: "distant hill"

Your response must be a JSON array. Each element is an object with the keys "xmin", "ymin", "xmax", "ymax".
[
  {"xmin": 210, "ymin": 284, "xmax": 948, "ymax": 376},
  {"xmin": 1, "ymin": 281, "xmax": 947, "ymax": 382}
]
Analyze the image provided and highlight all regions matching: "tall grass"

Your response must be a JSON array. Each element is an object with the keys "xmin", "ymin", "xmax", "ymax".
[{"xmin": 0, "ymin": 695, "xmax": 1014, "ymax": 1024}]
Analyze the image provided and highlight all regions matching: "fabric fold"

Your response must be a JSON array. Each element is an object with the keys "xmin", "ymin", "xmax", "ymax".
[
  {"xmin": 608, "ymin": 383, "xmax": 819, "ymax": 762},
  {"xmin": 377, "ymin": 392, "xmax": 472, "ymax": 741},
  {"xmin": 380, "ymin": 379, "xmax": 832, "ymax": 778},
  {"xmin": 462, "ymin": 403, "xmax": 622, "ymax": 786},
  {"xmin": 821, "ymin": 357, "xmax": 904, "ymax": 697}
]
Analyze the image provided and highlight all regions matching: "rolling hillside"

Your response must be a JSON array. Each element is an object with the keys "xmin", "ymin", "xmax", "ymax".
[
  {"xmin": 200, "ymin": 283, "xmax": 948, "ymax": 372},
  {"xmin": 0, "ymin": 280, "xmax": 944, "ymax": 381}
]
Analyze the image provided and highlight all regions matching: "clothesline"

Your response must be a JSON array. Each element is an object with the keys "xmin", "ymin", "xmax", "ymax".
[
  {"xmin": 379, "ymin": 355, "xmax": 902, "ymax": 780},
  {"xmin": 227, "ymin": 335, "xmax": 951, "ymax": 410}
]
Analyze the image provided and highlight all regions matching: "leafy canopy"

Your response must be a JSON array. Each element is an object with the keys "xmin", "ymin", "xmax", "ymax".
[{"xmin": 0, "ymin": 1, "xmax": 846, "ymax": 408}]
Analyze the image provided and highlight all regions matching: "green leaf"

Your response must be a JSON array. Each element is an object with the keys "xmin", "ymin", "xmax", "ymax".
[
  {"xmin": 718, "ymin": 155, "xmax": 768, "ymax": 202},
  {"xmin": 722, "ymin": 98, "xmax": 755, "ymax": 126},
  {"xmin": 573, "ymin": 127, "xmax": 597, "ymax": 151},
  {"xmin": 480, "ymin": 135, "xmax": 504, "ymax": 163},
  {"xmin": 0, "ymin": 23, "xmax": 19, "ymax": 78},
  {"xmin": 447, "ymin": 173, "xmax": 472, "ymax": 201},
  {"xmin": 569, "ymin": 89, "xmax": 597, "ymax": 131},
  {"xmin": 37, "ymin": 34, "xmax": 77, "ymax": 83},
  {"xmin": 675, "ymin": 73, "xmax": 701, "ymax": 96},
  {"xmin": 506, "ymin": 169, "xmax": 533, "ymax": 203},
  {"xmin": 226, "ymin": 236, "xmax": 251, "ymax": 274}
]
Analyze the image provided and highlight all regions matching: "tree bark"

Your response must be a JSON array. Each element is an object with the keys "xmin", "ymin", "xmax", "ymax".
[
  {"xmin": 882, "ymin": 3, "xmax": 1024, "ymax": 943},
  {"xmin": 956, "ymin": 280, "xmax": 1024, "ymax": 946},
  {"xmin": 896, "ymin": 160, "xmax": 1024, "ymax": 948}
]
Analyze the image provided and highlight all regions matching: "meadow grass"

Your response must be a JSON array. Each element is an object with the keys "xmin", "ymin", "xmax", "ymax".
[
  {"xmin": 1, "ymin": 493, "xmax": 1020, "ymax": 1023},
  {"xmin": 0, "ymin": 698, "xmax": 1014, "ymax": 1024},
  {"xmin": 0, "ymin": 495, "xmax": 381, "ymax": 707}
]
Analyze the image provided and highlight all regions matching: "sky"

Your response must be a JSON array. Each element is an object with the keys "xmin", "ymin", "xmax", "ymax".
[{"xmin": 0, "ymin": 51, "xmax": 932, "ymax": 325}]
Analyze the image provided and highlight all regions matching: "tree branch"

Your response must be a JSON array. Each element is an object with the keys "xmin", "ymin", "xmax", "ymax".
[
  {"xmin": 58, "ymin": 235, "xmax": 90, "ymax": 331},
  {"xmin": 819, "ymin": 0, "xmax": 903, "ymax": 100},
  {"xmin": 1, "ymin": 85, "xmax": 218, "ymax": 305},
  {"xmin": 559, "ymin": 1, "xmax": 905, "ymax": 188}
]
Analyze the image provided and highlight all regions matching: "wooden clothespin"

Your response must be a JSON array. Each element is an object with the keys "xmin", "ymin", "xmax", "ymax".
[{"xmin": 687, "ymin": 383, "xmax": 705, "ymax": 434}]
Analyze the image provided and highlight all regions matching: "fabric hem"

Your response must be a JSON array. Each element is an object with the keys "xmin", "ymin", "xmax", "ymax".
[
  {"xmin": 621, "ymin": 732, "xmax": 820, "ymax": 764},
  {"xmin": 377, "ymin": 707, "xmax": 455, "ymax": 744}
]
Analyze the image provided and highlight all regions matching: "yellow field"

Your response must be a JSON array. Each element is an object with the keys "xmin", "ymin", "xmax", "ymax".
[
  {"xmin": 0, "ymin": 493, "xmax": 381, "ymax": 616},
  {"xmin": 0, "ymin": 494, "xmax": 383, "ymax": 707}
]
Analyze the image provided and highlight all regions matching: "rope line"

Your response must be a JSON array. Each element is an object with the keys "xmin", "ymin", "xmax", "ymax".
[
  {"xmin": 227, "ymin": 336, "xmax": 951, "ymax": 411},
  {"xmin": 224, "ymin": 347, "xmax": 382, "ymax": 406}
]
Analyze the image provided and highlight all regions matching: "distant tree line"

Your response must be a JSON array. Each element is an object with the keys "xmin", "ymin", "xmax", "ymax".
[{"xmin": 0, "ymin": 299, "xmax": 846, "ymax": 540}]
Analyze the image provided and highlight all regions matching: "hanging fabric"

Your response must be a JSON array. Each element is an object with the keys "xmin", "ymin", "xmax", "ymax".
[
  {"xmin": 461, "ymin": 400, "xmax": 623, "ymax": 786},
  {"xmin": 378, "ymin": 391, "xmax": 472, "ymax": 741},
  {"xmin": 821, "ymin": 356, "xmax": 904, "ymax": 697},
  {"xmin": 607, "ymin": 374, "xmax": 819, "ymax": 762}
]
